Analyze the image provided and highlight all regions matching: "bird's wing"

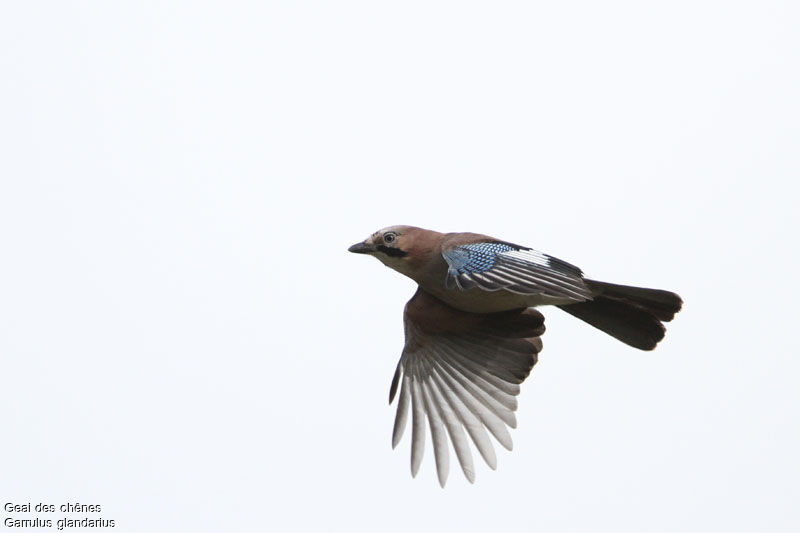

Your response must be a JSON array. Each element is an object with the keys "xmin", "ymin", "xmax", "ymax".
[
  {"xmin": 390, "ymin": 288, "xmax": 544, "ymax": 486},
  {"xmin": 442, "ymin": 241, "xmax": 592, "ymax": 301}
]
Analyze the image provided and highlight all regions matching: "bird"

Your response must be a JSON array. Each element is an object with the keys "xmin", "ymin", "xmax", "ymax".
[{"xmin": 348, "ymin": 225, "xmax": 682, "ymax": 487}]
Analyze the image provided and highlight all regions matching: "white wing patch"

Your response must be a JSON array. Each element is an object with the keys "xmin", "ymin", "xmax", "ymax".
[{"xmin": 500, "ymin": 248, "xmax": 552, "ymax": 267}]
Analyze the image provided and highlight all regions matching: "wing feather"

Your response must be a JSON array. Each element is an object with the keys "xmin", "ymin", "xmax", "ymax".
[
  {"xmin": 429, "ymin": 360, "xmax": 497, "ymax": 470},
  {"xmin": 391, "ymin": 374, "xmax": 411, "ymax": 449},
  {"xmin": 440, "ymin": 337, "xmax": 527, "ymax": 391},
  {"xmin": 390, "ymin": 289, "xmax": 543, "ymax": 484},
  {"xmin": 427, "ymin": 367, "xmax": 480, "ymax": 479},
  {"xmin": 434, "ymin": 355, "xmax": 516, "ymax": 444},
  {"xmin": 410, "ymin": 370, "xmax": 426, "ymax": 477},
  {"xmin": 443, "ymin": 242, "xmax": 592, "ymax": 301},
  {"xmin": 435, "ymin": 355, "xmax": 515, "ymax": 447},
  {"xmin": 420, "ymin": 371, "xmax": 450, "ymax": 487},
  {"xmin": 495, "ymin": 261, "xmax": 591, "ymax": 299},
  {"xmin": 435, "ymin": 342, "xmax": 520, "ymax": 413}
]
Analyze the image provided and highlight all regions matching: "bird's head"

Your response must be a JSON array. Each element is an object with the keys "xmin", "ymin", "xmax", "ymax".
[{"xmin": 348, "ymin": 225, "xmax": 424, "ymax": 275}]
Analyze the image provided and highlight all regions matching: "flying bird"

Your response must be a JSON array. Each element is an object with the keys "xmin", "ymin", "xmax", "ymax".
[{"xmin": 349, "ymin": 225, "xmax": 682, "ymax": 486}]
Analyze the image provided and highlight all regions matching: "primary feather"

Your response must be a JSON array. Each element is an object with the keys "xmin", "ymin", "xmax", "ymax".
[{"xmin": 390, "ymin": 289, "xmax": 543, "ymax": 486}]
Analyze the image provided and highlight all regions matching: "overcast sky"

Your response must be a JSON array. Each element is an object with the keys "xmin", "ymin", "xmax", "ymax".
[{"xmin": 1, "ymin": 2, "xmax": 798, "ymax": 532}]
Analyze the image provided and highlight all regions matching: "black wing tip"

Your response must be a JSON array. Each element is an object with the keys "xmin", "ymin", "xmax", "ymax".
[{"xmin": 389, "ymin": 362, "xmax": 402, "ymax": 404}]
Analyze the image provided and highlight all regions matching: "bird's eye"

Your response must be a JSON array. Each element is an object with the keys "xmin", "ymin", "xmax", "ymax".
[{"xmin": 383, "ymin": 232, "xmax": 397, "ymax": 244}]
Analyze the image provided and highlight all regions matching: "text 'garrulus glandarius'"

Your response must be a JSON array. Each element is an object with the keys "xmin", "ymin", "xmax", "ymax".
[{"xmin": 349, "ymin": 225, "xmax": 683, "ymax": 487}]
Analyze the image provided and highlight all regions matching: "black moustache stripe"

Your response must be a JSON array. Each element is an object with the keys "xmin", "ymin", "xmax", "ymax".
[{"xmin": 377, "ymin": 245, "xmax": 407, "ymax": 258}]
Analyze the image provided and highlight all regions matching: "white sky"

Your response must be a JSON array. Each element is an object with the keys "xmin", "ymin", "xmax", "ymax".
[{"xmin": 1, "ymin": 1, "xmax": 798, "ymax": 531}]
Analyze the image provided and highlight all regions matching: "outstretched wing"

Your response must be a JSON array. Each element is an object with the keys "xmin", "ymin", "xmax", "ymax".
[
  {"xmin": 390, "ymin": 288, "xmax": 544, "ymax": 486},
  {"xmin": 442, "ymin": 241, "xmax": 592, "ymax": 301}
]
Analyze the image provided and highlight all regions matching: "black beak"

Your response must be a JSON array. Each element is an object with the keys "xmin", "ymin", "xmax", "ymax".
[{"xmin": 348, "ymin": 241, "xmax": 373, "ymax": 254}]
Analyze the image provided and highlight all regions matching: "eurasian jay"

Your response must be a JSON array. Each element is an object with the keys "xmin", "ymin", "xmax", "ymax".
[{"xmin": 349, "ymin": 225, "xmax": 682, "ymax": 486}]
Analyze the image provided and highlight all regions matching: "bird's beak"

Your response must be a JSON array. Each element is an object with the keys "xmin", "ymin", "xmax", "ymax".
[{"xmin": 348, "ymin": 240, "xmax": 374, "ymax": 254}]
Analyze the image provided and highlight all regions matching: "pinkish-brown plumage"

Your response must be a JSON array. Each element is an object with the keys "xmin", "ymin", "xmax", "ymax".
[{"xmin": 349, "ymin": 225, "xmax": 682, "ymax": 486}]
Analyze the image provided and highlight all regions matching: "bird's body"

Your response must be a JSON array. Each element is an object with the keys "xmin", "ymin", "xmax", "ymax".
[
  {"xmin": 370, "ymin": 227, "xmax": 581, "ymax": 312},
  {"xmin": 349, "ymin": 225, "xmax": 682, "ymax": 486}
]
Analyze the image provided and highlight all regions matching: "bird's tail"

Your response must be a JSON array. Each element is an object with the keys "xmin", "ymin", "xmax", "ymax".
[{"xmin": 557, "ymin": 279, "xmax": 683, "ymax": 351}]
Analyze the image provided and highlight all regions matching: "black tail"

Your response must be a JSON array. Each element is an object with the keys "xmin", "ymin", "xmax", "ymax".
[{"xmin": 557, "ymin": 279, "xmax": 683, "ymax": 351}]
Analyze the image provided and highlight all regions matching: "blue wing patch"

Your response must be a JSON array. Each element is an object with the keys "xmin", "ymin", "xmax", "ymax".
[
  {"xmin": 443, "ymin": 242, "xmax": 517, "ymax": 275},
  {"xmin": 442, "ymin": 242, "xmax": 591, "ymax": 300}
]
